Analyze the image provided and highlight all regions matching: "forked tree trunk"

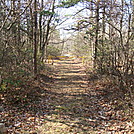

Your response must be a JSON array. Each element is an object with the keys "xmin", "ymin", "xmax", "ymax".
[{"xmin": 41, "ymin": 0, "xmax": 55, "ymax": 62}]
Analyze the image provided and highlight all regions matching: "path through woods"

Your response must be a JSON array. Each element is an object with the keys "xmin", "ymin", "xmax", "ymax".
[
  {"xmin": 37, "ymin": 58, "xmax": 133, "ymax": 134},
  {"xmin": 38, "ymin": 59, "xmax": 91, "ymax": 133},
  {"xmin": 0, "ymin": 58, "xmax": 133, "ymax": 133}
]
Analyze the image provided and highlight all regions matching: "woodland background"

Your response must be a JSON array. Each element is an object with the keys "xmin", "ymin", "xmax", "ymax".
[
  {"xmin": 0, "ymin": 0, "xmax": 133, "ymax": 98},
  {"xmin": 0, "ymin": 0, "xmax": 134, "ymax": 133}
]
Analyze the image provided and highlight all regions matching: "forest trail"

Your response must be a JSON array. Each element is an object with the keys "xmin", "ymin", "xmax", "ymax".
[
  {"xmin": 38, "ymin": 58, "xmax": 92, "ymax": 133},
  {"xmin": 0, "ymin": 58, "xmax": 133, "ymax": 134},
  {"xmin": 37, "ymin": 58, "xmax": 133, "ymax": 134},
  {"xmin": 51, "ymin": 59, "xmax": 88, "ymax": 101}
]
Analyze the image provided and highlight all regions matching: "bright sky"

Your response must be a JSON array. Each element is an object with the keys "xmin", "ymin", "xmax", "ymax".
[
  {"xmin": 56, "ymin": 0, "xmax": 132, "ymax": 39},
  {"xmin": 56, "ymin": 3, "xmax": 85, "ymax": 39}
]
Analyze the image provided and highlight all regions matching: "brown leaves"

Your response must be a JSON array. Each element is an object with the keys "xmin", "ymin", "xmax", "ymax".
[{"xmin": 0, "ymin": 59, "xmax": 133, "ymax": 133}]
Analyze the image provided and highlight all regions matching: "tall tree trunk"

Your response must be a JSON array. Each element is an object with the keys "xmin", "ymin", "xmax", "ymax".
[
  {"xmin": 33, "ymin": 0, "xmax": 38, "ymax": 77},
  {"xmin": 101, "ymin": 0, "xmax": 106, "ymax": 72},
  {"xmin": 94, "ymin": 0, "xmax": 100, "ymax": 68},
  {"xmin": 41, "ymin": 0, "xmax": 56, "ymax": 62},
  {"xmin": 39, "ymin": 0, "xmax": 43, "ymax": 51},
  {"xmin": 17, "ymin": 0, "xmax": 21, "ymax": 56},
  {"xmin": 30, "ymin": 2, "xmax": 34, "ymax": 46}
]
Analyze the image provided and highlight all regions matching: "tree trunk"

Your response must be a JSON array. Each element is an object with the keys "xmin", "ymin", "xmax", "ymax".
[
  {"xmin": 94, "ymin": 0, "xmax": 100, "ymax": 68},
  {"xmin": 41, "ymin": 0, "xmax": 56, "ymax": 62},
  {"xmin": 33, "ymin": 0, "xmax": 38, "ymax": 77}
]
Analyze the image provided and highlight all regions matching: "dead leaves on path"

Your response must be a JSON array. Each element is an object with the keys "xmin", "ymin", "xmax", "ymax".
[{"xmin": 0, "ymin": 60, "xmax": 134, "ymax": 133}]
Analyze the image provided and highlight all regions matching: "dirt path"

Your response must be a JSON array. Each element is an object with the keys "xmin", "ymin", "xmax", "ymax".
[
  {"xmin": 37, "ymin": 59, "xmax": 133, "ymax": 134},
  {"xmin": 38, "ymin": 59, "xmax": 91, "ymax": 133},
  {"xmin": 1, "ymin": 58, "xmax": 133, "ymax": 133},
  {"xmin": 51, "ymin": 59, "xmax": 88, "ymax": 98}
]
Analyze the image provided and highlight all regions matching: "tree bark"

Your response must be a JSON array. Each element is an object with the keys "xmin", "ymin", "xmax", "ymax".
[
  {"xmin": 94, "ymin": 0, "xmax": 100, "ymax": 68},
  {"xmin": 33, "ymin": 0, "xmax": 38, "ymax": 77},
  {"xmin": 41, "ymin": 0, "xmax": 56, "ymax": 62}
]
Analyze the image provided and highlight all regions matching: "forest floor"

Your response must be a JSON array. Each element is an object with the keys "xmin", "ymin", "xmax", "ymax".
[{"xmin": 0, "ymin": 58, "xmax": 134, "ymax": 134}]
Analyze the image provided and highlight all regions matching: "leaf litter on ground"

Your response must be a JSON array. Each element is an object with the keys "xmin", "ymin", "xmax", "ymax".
[{"xmin": 0, "ymin": 59, "xmax": 133, "ymax": 134}]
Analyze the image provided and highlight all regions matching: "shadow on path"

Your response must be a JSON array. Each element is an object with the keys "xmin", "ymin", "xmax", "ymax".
[
  {"xmin": 1, "ymin": 59, "xmax": 133, "ymax": 133},
  {"xmin": 37, "ymin": 59, "xmax": 119, "ymax": 134}
]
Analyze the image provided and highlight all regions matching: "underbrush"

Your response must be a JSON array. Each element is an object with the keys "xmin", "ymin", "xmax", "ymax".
[
  {"xmin": 0, "ymin": 63, "xmax": 55, "ymax": 133},
  {"xmin": 86, "ymin": 70, "xmax": 134, "ymax": 121},
  {"xmin": 0, "ymin": 61, "xmax": 54, "ymax": 104}
]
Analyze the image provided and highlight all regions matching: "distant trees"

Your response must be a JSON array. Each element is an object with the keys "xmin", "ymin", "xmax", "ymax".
[{"xmin": 59, "ymin": 0, "xmax": 133, "ymax": 93}]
